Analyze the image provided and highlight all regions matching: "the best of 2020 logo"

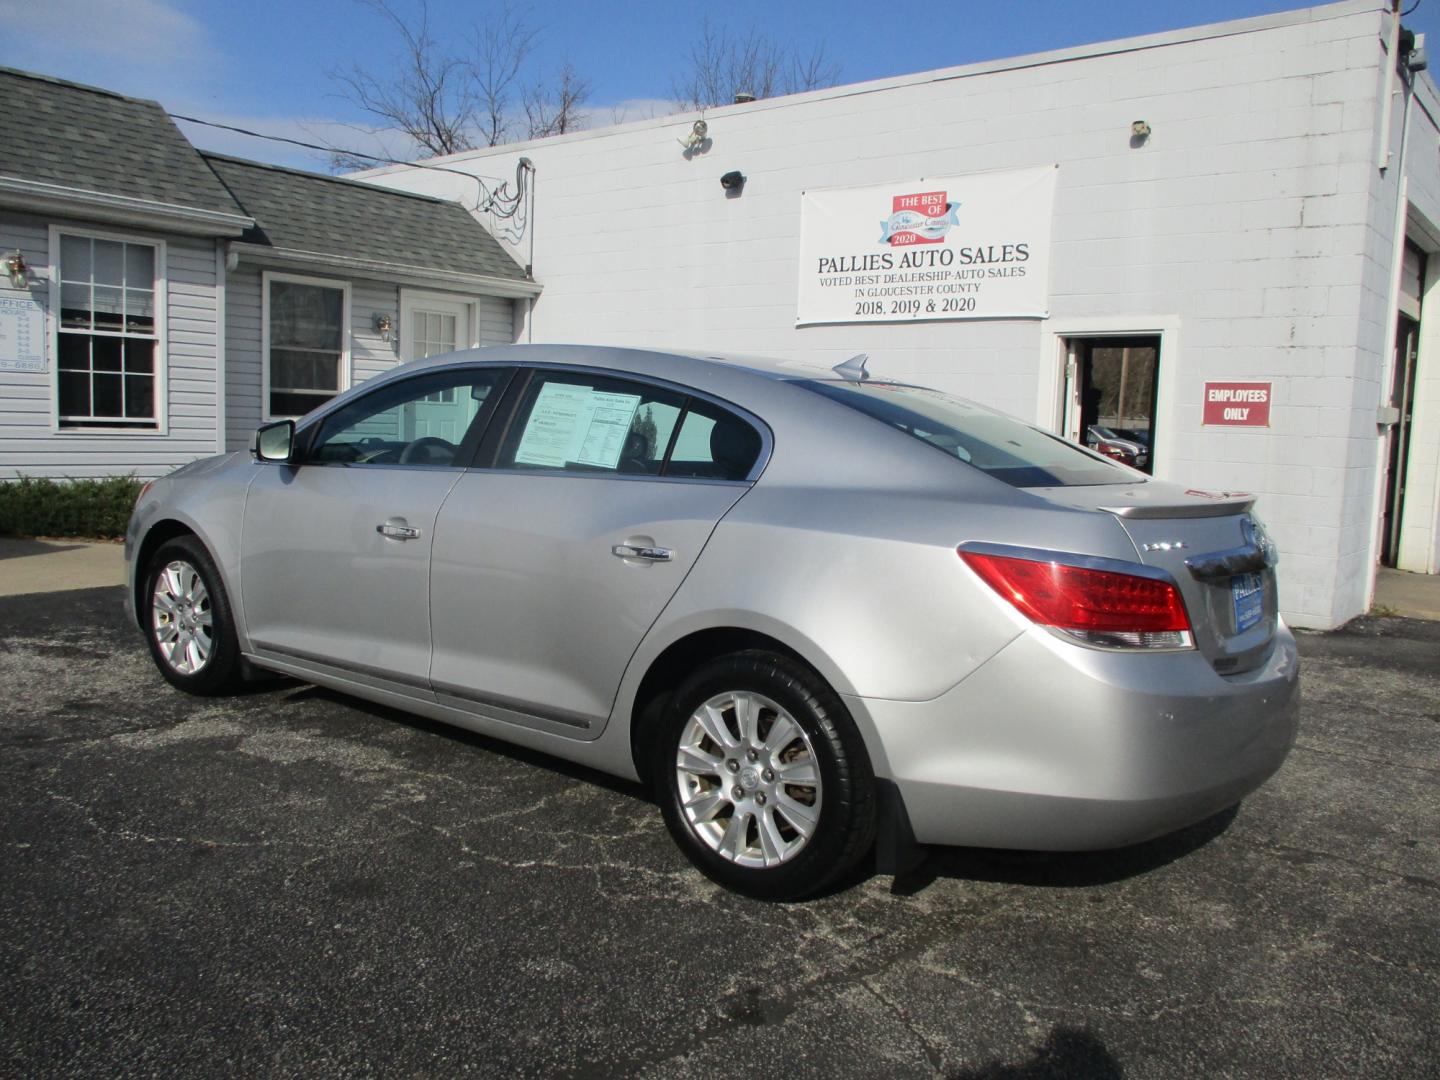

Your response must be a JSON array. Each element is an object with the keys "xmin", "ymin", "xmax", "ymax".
[{"xmin": 879, "ymin": 190, "xmax": 961, "ymax": 246}]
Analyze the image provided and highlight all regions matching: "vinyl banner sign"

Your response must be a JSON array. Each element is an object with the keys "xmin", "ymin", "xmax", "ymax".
[{"xmin": 797, "ymin": 165, "xmax": 1056, "ymax": 326}]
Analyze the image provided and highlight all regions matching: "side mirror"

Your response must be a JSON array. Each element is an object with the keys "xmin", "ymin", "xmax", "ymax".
[{"xmin": 252, "ymin": 419, "xmax": 296, "ymax": 463}]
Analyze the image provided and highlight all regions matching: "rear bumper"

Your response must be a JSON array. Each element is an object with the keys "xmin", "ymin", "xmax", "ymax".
[{"xmin": 847, "ymin": 625, "xmax": 1299, "ymax": 851}]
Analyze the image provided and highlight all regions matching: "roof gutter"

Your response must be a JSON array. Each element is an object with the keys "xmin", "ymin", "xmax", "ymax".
[
  {"xmin": 227, "ymin": 241, "xmax": 543, "ymax": 297},
  {"xmin": 0, "ymin": 175, "xmax": 253, "ymax": 237}
]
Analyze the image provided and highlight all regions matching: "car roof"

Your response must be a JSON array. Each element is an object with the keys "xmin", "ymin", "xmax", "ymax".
[{"xmin": 397, "ymin": 343, "xmax": 833, "ymax": 383}]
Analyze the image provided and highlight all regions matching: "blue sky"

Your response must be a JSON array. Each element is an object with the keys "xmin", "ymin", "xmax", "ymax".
[{"xmin": 3, "ymin": 0, "xmax": 1437, "ymax": 170}]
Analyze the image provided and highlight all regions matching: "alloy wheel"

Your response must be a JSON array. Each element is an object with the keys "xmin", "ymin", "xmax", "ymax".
[
  {"xmin": 151, "ymin": 559, "xmax": 214, "ymax": 675},
  {"xmin": 674, "ymin": 690, "xmax": 823, "ymax": 868}
]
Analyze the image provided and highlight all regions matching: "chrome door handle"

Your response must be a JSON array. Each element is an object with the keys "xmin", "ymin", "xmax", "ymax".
[
  {"xmin": 377, "ymin": 522, "xmax": 422, "ymax": 541},
  {"xmin": 612, "ymin": 544, "xmax": 672, "ymax": 562}
]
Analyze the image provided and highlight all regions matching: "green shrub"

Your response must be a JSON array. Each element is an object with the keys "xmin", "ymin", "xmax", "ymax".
[{"xmin": 0, "ymin": 475, "xmax": 145, "ymax": 539}]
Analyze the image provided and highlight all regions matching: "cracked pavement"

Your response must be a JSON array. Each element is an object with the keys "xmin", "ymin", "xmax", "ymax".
[{"xmin": 1, "ymin": 586, "xmax": 1436, "ymax": 1078}]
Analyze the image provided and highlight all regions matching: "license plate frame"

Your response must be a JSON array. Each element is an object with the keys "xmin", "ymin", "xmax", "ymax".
[{"xmin": 1231, "ymin": 572, "xmax": 1264, "ymax": 633}]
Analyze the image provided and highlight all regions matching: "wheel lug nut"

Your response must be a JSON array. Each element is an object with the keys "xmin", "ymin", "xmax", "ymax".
[
  {"xmin": 732, "ymin": 785, "xmax": 745, "ymax": 800},
  {"xmin": 726, "ymin": 759, "xmax": 739, "ymax": 772},
  {"xmin": 762, "ymin": 769, "xmax": 774, "ymax": 782},
  {"xmin": 746, "ymin": 748, "xmax": 759, "ymax": 761},
  {"xmin": 755, "ymin": 793, "xmax": 767, "ymax": 806}
]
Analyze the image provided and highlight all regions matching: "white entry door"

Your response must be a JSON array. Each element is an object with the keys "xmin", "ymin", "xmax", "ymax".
[{"xmin": 401, "ymin": 294, "xmax": 476, "ymax": 443}]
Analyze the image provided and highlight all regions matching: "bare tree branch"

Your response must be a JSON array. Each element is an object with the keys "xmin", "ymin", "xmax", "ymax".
[
  {"xmin": 523, "ymin": 60, "xmax": 591, "ymax": 139},
  {"xmin": 328, "ymin": 0, "xmax": 477, "ymax": 158},
  {"xmin": 671, "ymin": 18, "xmax": 840, "ymax": 110},
  {"xmin": 330, "ymin": 0, "xmax": 589, "ymax": 162},
  {"xmin": 471, "ymin": 2, "xmax": 538, "ymax": 146}
]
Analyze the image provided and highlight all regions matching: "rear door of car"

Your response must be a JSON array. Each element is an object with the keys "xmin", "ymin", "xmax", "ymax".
[{"xmin": 427, "ymin": 366, "xmax": 767, "ymax": 737}]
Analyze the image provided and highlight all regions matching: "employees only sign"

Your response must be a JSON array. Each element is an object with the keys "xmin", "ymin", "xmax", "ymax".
[
  {"xmin": 797, "ymin": 165, "xmax": 1056, "ymax": 326},
  {"xmin": 1203, "ymin": 382, "xmax": 1271, "ymax": 426}
]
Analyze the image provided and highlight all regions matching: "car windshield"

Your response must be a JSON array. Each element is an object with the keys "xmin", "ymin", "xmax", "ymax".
[{"xmin": 797, "ymin": 379, "xmax": 1139, "ymax": 488}]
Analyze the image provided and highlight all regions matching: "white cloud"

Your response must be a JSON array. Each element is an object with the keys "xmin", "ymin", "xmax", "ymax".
[{"xmin": 0, "ymin": 0, "xmax": 218, "ymax": 98}]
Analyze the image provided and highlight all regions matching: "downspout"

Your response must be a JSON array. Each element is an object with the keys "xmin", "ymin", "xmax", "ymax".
[
  {"xmin": 214, "ymin": 241, "xmax": 228, "ymax": 455},
  {"xmin": 1378, "ymin": 1, "xmax": 1403, "ymax": 170},
  {"xmin": 1366, "ymin": 3, "xmax": 1416, "ymax": 609},
  {"xmin": 526, "ymin": 160, "xmax": 536, "ymax": 343}
]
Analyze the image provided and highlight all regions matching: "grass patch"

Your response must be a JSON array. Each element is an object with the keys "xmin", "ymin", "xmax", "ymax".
[{"xmin": 0, "ymin": 475, "xmax": 144, "ymax": 539}]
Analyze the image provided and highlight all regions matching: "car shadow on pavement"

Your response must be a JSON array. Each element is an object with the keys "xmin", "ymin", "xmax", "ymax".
[
  {"xmin": 892, "ymin": 804, "xmax": 1240, "ymax": 894},
  {"xmin": 277, "ymin": 682, "xmax": 1238, "ymax": 897},
  {"xmin": 0, "ymin": 537, "xmax": 86, "ymax": 559},
  {"xmin": 281, "ymin": 684, "xmax": 653, "ymax": 804},
  {"xmin": 952, "ymin": 1025, "xmax": 1122, "ymax": 1079}
]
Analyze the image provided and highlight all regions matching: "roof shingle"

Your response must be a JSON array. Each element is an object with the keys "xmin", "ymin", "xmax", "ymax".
[
  {"xmin": 0, "ymin": 67, "xmax": 244, "ymax": 217},
  {"xmin": 202, "ymin": 153, "xmax": 527, "ymax": 282}
]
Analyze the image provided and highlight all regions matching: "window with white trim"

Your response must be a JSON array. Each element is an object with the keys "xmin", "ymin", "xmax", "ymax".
[
  {"xmin": 266, "ymin": 277, "xmax": 347, "ymax": 417},
  {"xmin": 56, "ymin": 234, "xmax": 159, "ymax": 429}
]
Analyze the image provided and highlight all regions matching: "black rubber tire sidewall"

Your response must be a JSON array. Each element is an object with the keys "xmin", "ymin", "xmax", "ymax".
[
  {"xmin": 655, "ymin": 650, "xmax": 876, "ymax": 901},
  {"xmin": 142, "ymin": 536, "xmax": 243, "ymax": 696}
]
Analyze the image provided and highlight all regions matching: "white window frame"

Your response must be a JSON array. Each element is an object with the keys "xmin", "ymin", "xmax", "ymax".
[
  {"xmin": 262, "ymin": 270, "xmax": 352, "ymax": 422},
  {"xmin": 1041, "ymin": 315, "xmax": 1180, "ymax": 482},
  {"xmin": 399, "ymin": 289, "xmax": 481, "ymax": 364},
  {"xmin": 48, "ymin": 225, "xmax": 168, "ymax": 436}
]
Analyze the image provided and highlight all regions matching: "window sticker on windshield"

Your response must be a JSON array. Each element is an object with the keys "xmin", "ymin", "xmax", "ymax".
[{"xmin": 514, "ymin": 383, "xmax": 642, "ymax": 469}]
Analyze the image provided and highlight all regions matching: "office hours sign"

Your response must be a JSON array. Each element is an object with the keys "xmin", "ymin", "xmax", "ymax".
[
  {"xmin": 0, "ymin": 290, "xmax": 46, "ymax": 372},
  {"xmin": 797, "ymin": 165, "xmax": 1056, "ymax": 326}
]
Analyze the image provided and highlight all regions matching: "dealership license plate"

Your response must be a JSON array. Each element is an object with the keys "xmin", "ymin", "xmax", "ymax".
[{"xmin": 1232, "ymin": 572, "xmax": 1263, "ymax": 633}]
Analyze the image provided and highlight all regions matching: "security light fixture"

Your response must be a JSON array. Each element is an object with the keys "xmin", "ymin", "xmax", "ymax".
[
  {"xmin": 720, "ymin": 170, "xmax": 746, "ymax": 193},
  {"xmin": 4, "ymin": 249, "xmax": 28, "ymax": 290},
  {"xmin": 1131, "ymin": 120, "xmax": 1151, "ymax": 139},
  {"xmin": 680, "ymin": 119, "xmax": 709, "ymax": 150},
  {"xmin": 373, "ymin": 312, "xmax": 394, "ymax": 343}
]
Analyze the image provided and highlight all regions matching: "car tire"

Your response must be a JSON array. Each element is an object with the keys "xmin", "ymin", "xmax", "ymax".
[
  {"xmin": 142, "ymin": 536, "xmax": 244, "ymax": 696},
  {"xmin": 655, "ymin": 650, "xmax": 876, "ymax": 901}
]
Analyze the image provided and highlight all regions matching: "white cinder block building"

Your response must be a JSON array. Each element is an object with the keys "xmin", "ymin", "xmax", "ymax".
[{"xmin": 356, "ymin": 0, "xmax": 1440, "ymax": 629}]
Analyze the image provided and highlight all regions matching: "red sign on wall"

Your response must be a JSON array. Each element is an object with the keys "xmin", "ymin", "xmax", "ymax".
[{"xmin": 1203, "ymin": 382, "xmax": 1271, "ymax": 426}]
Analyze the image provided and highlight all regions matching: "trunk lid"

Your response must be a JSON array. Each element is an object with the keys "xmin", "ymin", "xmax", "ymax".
[{"xmin": 1035, "ymin": 481, "xmax": 1280, "ymax": 674}]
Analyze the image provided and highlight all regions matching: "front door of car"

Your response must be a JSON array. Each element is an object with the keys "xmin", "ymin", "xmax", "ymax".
[
  {"xmin": 428, "ymin": 367, "xmax": 766, "ymax": 736},
  {"xmin": 240, "ymin": 366, "xmax": 511, "ymax": 690}
]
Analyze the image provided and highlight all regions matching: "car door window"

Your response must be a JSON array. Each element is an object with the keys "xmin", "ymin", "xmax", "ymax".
[
  {"xmin": 663, "ymin": 399, "xmax": 763, "ymax": 481},
  {"xmin": 307, "ymin": 368, "xmax": 510, "ymax": 467},
  {"xmin": 497, "ymin": 371, "xmax": 686, "ymax": 475}
]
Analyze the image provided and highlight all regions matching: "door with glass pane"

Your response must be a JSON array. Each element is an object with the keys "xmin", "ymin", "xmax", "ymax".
[{"xmin": 401, "ymin": 296, "xmax": 474, "ymax": 442}]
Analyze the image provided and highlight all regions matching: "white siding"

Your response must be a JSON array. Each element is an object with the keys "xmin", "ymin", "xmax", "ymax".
[
  {"xmin": 360, "ymin": 1, "xmax": 1427, "ymax": 627},
  {"xmin": 477, "ymin": 294, "xmax": 514, "ymax": 346},
  {"xmin": 224, "ymin": 264, "xmax": 262, "ymax": 450},
  {"xmin": 0, "ymin": 211, "xmax": 220, "ymax": 480}
]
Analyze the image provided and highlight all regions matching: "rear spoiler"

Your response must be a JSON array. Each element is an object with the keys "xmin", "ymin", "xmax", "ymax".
[{"xmin": 1099, "ymin": 491, "xmax": 1255, "ymax": 520}]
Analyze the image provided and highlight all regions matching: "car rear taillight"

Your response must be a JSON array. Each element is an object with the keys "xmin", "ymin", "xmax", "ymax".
[{"xmin": 959, "ymin": 549, "xmax": 1193, "ymax": 650}]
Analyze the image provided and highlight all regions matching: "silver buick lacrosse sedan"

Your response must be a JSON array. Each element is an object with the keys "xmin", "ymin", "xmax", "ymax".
[{"xmin": 126, "ymin": 345, "xmax": 1299, "ymax": 900}]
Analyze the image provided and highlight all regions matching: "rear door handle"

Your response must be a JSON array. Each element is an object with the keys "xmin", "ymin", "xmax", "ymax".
[
  {"xmin": 377, "ymin": 520, "xmax": 422, "ymax": 541},
  {"xmin": 612, "ymin": 544, "xmax": 672, "ymax": 562}
]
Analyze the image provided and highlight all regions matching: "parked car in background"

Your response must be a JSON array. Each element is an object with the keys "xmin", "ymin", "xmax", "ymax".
[
  {"xmin": 125, "ymin": 346, "xmax": 1298, "ymax": 900},
  {"xmin": 1086, "ymin": 424, "xmax": 1149, "ymax": 469}
]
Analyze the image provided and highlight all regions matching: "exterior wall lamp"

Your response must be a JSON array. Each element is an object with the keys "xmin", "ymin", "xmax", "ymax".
[
  {"xmin": 5, "ymin": 249, "xmax": 29, "ymax": 290},
  {"xmin": 373, "ymin": 312, "xmax": 394, "ymax": 343}
]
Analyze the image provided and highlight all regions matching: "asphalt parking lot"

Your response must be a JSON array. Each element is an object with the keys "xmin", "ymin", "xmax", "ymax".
[{"xmin": 2, "ymin": 586, "xmax": 1436, "ymax": 1078}]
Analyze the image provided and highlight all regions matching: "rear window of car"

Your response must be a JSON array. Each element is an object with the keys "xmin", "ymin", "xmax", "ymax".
[
  {"xmin": 496, "ymin": 369, "xmax": 763, "ymax": 481},
  {"xmin": 795, "ymin": 379, "xmax": 1139, "ymax": 488}
]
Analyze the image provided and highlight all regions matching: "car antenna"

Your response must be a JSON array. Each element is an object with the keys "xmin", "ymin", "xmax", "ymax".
[{"xmin": 833, "ymin": 354, "xmax": 869, "ymax": 382}]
